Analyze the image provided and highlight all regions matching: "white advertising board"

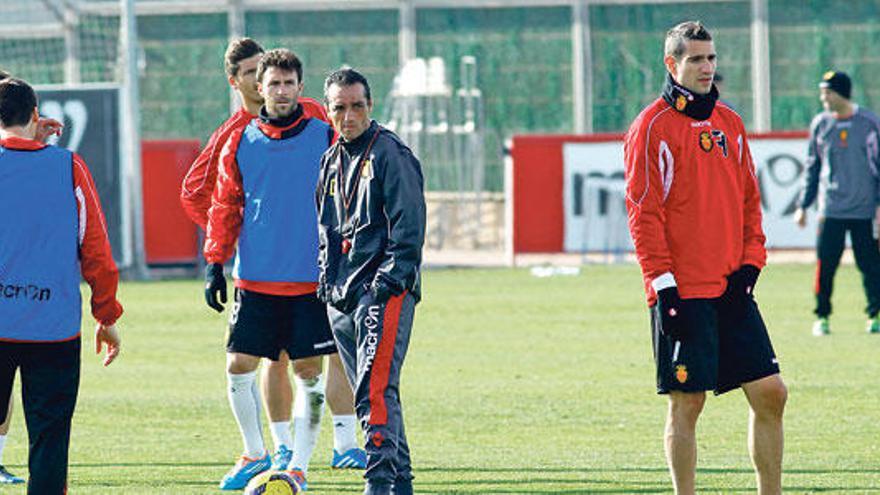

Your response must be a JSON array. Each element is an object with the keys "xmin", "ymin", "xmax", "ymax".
[{"xmin": 562, "ymin": 137, "xmax": 815, "ymax": 252}]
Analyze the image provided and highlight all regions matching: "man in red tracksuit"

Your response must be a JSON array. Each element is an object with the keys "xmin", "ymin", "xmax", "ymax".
[
  {"xmin": 624, "ymin": 21, "xmax": 787, "ymax": 495},
  {"xmin": 181, "ymin": 39, "xmax": 363, "ymax": 480},
  {"xmin": 0, "ymin": 77, "xmax": 122, "ymax": 495}
]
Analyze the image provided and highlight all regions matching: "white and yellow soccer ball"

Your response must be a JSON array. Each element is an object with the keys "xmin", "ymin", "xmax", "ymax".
[{"xmin": 244, "ymin": 470, "xmax": 302, "ymax": 495}]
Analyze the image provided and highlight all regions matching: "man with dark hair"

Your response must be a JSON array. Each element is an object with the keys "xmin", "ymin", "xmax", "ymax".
[
  {"xmin": 204, "ymin": 48, "xmax": 338, "ymax": 490},
  {"xmin": 624, "ymin": 21, "xmax": 787, "ymax": 495},
  {"xmin": 318, "ymin": 67, "xmax": 425, "ymax": 495},
  {"xmin": 0, "ymin": 77, "xmax": 122, "ymax": 495},
  {"xmin": 794, "ymin": 70, "xmax": 880, "ymax": 336},
  {"xmin": 0, "ymin": 70, "xmax": 68, "ymax": 486},
  {"xmin": 181, "ymin": 39, "xmax": 364, "ymax": 485}
]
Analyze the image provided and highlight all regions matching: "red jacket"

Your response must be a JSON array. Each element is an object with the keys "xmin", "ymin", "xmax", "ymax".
[
  {"xmin": 180, "ymin": 97, "xmax": 329, "ymax": 229},
  {"xmin": 0, "ymin": 136, "xmax": 123, "ymax": 327},
  {"xmin": 624, "ymin": 99, "xmax": 766, "ymax": 305}
]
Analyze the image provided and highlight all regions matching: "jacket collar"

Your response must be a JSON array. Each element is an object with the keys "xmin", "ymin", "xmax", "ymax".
[
  {"xmin": 661, "ymin": 73, "xmax": 719, "ymax": 121},
  {"xmin": 340, "ymin": 120, "xmax": 379, "ymax": 154},
  {"xmin": 0, "ymin": 135, "xmax": 46, "ymax": 151},
  {"xmin": 256, "ymin": 104, "xmax": 308, "ymax": 139}
]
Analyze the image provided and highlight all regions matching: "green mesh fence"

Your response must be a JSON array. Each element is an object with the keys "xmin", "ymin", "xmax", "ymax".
[
  {"xmin": 589, "ymin": 1, "xmax": 752, "ymax": 131},
  {"xmin": 247, "ymin": 9, "xmax": 399, "ymax": 119},
  {"xmin": 137, "ymin": 14, "xmax": 228, "ymax": 140},
  {"xmin": 418, "ymin": 6, "xmax": 572, "ymax": 191},
  {"xmin": 769, "ymin": 0, "xmax": 880, "ymax": 130},
  {"xmin": 4, "ymin": 2, "xmax": 880, "ymax": 191}
]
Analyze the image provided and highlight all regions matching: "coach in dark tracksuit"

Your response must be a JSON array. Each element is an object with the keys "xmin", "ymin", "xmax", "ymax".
[
  {"xmin": 0, "ymin": 78, "xmax": 122, "ymax": 494},
  {"xmin": 795, "ymin": 71, "xmax": 880, "ymax": 335},
  {"xmin": 317, "ymin": 68, "xmax": 425, "ymax": 495}
]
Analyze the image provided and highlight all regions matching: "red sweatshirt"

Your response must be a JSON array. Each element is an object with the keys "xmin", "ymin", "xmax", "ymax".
[{"xmin": 624, "ymin": 99, "xmax": 766, "ymax": 305}]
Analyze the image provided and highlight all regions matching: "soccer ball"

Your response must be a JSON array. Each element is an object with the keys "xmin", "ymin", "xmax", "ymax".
[{"xmin": 244, "ymin": 470, "xmax": 302, "ymax": 495}]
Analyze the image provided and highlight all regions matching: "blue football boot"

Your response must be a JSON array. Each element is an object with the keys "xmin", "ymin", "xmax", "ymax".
[
  {"xmin": 286, "ymin": 467, "xmax": 308, "ymax": 491},
  {"xmin": 271, "ymin": 445, "xmax": 293, "ymax": 471},
  {"xmin": 218, "ymin": 453, "xmax": 270, "ymax": 490},
  {"xmin": 331, "ymin": 447, "xmax": 367, "ymax": 469},
  {"xmin": 0, "ymin": 465, "xmax": 23, "ymax": 484}
]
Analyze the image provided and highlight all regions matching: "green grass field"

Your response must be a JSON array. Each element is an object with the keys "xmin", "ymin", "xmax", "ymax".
[{"xmin": 3, "ymin": 263, "xmax": 879, "ymax": 494}]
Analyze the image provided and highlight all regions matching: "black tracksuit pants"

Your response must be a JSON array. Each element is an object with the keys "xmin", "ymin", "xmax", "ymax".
[
  {"xmin": 0, "ymin": 338, "xmax": 80, "ymax": 495},
  {"xmin": 815, "ymin": 217, "xmax": 880, "ymax": 318},
  {"xmin": 327, "ymin": 291, "xmax": 415, "ymax": 493}
]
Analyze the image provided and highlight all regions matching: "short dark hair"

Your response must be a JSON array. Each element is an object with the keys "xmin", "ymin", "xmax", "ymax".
[
  {"xmin": 665, "ymin": 21, "xmax": 712, "ymax": 60},
  {"xmin": 224, "ymin": 37, "xmax": 264, "ymax": 77},
  {"xmin": 323, "ymin": 67, "xmax": 372, "ymax": 103},
  {"xmin": 0, "ymin": 78, "xmax": 37, "ymax": 128},
  {"xmin": 256, "ymin": 48, "xmax": 303, "ymax": 85}
]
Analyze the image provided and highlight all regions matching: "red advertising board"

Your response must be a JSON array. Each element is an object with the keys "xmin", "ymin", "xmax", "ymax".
[{"xmin": 142, "ymin": 140, "xmax": 201, "ymax": 264}]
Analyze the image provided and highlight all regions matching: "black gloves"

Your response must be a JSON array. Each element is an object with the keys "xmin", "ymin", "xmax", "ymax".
[
  {"xmin": 656, "ymin": 286, "xmax": 686, "ymax": 340},
  {"xmin": 723, "ymin": 264, "xmax": 760, "ymax": 316},
  {"xmin": 204, "ymin": 263, "xmax": 227, "ymax": 313}
]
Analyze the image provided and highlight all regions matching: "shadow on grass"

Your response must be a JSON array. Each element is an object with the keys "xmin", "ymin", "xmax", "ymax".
[{"xmin": 61, "ymin": 463, "xmax": 880, "ymax": 493}]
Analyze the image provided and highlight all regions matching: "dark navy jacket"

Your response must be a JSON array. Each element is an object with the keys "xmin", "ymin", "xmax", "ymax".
[{"xmin": 317, "ymin": 121, "xmax": 426, "ymax": 312}]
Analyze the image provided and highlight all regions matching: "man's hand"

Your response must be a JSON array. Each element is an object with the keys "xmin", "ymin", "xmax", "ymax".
[
  {"xmin": 722, "ymin": 264, "xmax": 761, "ymax": 317},
  {"xmin": 656, "ymin": 287, "xmax": 686, "ymax": 340},
  {"xmin": 204, "ymin": 263, "xmax": 227, "ymax": 312},
  {"xmin": 95, "ymin": 323, "xmax": 120, "ymax": 367},
  {"xmin": 370, "ymin": 274, "xmax": 402, "ymax": 305},
  {"xmin": 35, "ymin": 117, "xmax": 63, "ymax": 143},
  {"xmin": 794, "ymin": 207, "xmax": 807, "ymax": 228}
]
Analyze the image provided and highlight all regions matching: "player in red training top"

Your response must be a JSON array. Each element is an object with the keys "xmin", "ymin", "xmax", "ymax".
[
  {"xmin": 624, "ymin": 21, "xmax": 787, "ymax": 495},
  {"xmin": 180, "ymin": 39, "xmax": 363, "ymax": 488}
]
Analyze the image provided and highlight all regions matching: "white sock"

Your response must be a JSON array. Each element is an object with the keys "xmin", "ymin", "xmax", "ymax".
[
  {"xmin": 291, "ymin": 374, "xmax": 325, "ymax": 473},
  {"xmin": 0, "ymin": 435, "xmax": 6, "ymax": 465},
  {"xmin": 332, "ymin": 414, "xmax": 358, "ymax": 453},
  {"xmin": 270, "ymin": 421, "xmax": 292, "ymax": 452},
  {"xmin": 227, "ymin": 371, "xmax": 265, "ymax": 459}
]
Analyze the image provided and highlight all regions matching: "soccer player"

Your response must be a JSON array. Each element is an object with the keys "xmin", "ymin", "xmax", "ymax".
[
  {"xmin": 318, "ymin": 68, "xmax": 426, "ymax": 495},
  {"xmin": 204, "ymin": 49, "xmax": 340, "ymax": 490},
  {"xmin": 623, "ymin": 22, "xmax": 787, "ymax": 495},
  {"xmin": 793, "ymin": 70, "xmax": 880, "ymax": 336},
  {"xmin": 181, "ymin": 38, "xmax": 364, "ymax": 480},
  {"xmin": 0, "ymin": 77, "xmax": 122, "ymax": 495},
  {"xmin": 0, "ymin": 69, "xmax": 67, "ymax": 486}
]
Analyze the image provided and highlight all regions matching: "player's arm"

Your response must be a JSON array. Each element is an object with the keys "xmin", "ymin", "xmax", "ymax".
[
  {"xmin": 798, "ymin": 117, "xmax": 824, "ymax": 212},
  {"xmin": 371, "ymin": 143, "xmax": 426, "ymax": 302},
  {"xmin": 73, "ymin": 153, "xmax": 123, "ymax": 326},
  {"xmin": 73, "ymin": 154, "xmax": 123, "ymax": 365},
  {"xmin": 867, "ymin": 117, "xmax": 880, "ymax": 210},
  {"xmin": 181, "ymin": 125, "xmax": 228, "ymax": 230},
  {"xmin": 315, "ymin": 149, "xmax": 334, "ymax": 302},
  {"xmin": 623, "ymin": 117, "xmax": 675, "ymax": 293},
  {"xmin": 203, "ymin": 130, "xmax": 245, "ymax": 265},
  {"xmin": 624, "ymin": 118, "xmax": 686, "ymax": 338}
]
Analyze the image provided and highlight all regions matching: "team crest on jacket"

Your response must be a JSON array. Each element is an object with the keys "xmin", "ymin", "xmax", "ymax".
[
  {"xmin": 699, "ymin": 131, "xmax": 713, "ymax": 152},
  {"xmin": 839, "ymin": 129, "xmax": 849, "ymax": 147},
  {"xmin": 675, "ymin": 364, "xmax": 688, "ymax": 383},
  {"xmin": 675, "ymin": 95, "xmax": 687, "ymax": 111}
]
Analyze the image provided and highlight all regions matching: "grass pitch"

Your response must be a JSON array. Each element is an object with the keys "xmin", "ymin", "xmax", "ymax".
[{"xmin": 2, "ymin": 263, "xmax": 879, "ymax": 494}]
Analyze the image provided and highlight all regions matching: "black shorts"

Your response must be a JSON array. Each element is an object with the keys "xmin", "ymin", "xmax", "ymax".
[
  {"xmin": 227, "ymin": 288, "xmax": 337, "ymax": 360},
  {"xmin": 651, "ymin": 297, "xmax": 780, "ymax": 395}
]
